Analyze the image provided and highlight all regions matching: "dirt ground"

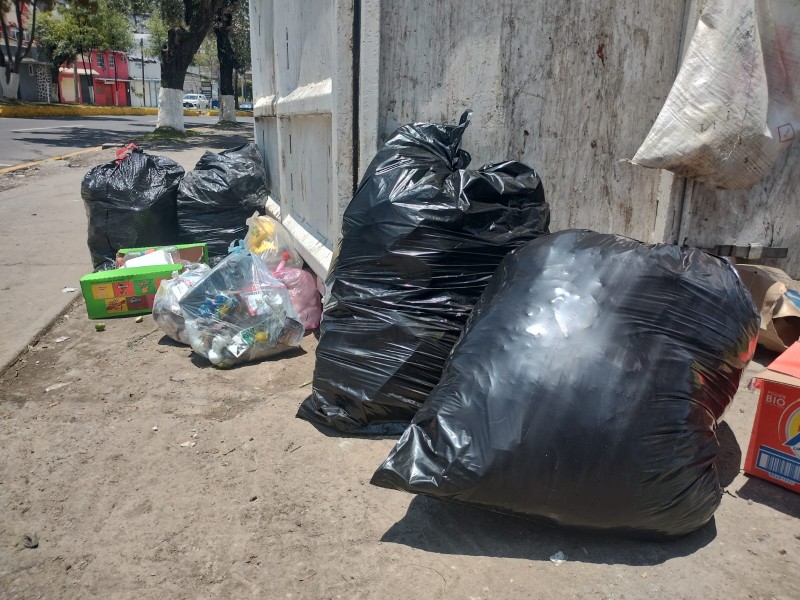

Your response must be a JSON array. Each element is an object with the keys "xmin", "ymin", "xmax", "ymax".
[{"xmin": 0, "ymin": 297, "xmax": 798, "ymax": 600}]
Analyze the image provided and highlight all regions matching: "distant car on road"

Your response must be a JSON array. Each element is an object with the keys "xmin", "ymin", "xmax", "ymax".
[
  {"xmin": 239, "ymin": 101, "xmax": 253, "ymax": 111},
  {"xmin": 183, "ymin": 94, "xmax": 209, "ymax": 109}
]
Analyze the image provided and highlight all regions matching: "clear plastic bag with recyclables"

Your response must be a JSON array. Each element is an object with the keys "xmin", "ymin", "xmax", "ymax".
[
  {"xmin": 152, "ymin": 263, "xmax": 212, "ymax": 345},
  {"xmin": 244, "ymin": 212, "xmax": 303, "ymax": 269},
  {"xmin": 179, "ymin": 245, "xmax": 304, "ymax": 368}
]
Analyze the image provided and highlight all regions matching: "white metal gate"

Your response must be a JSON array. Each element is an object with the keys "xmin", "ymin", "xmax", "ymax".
[{"xmin": 250, "ymin": 0, "xmax": 355, "ymax": 278}]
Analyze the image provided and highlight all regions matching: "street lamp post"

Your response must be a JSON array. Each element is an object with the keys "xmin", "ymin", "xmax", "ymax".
[{"xmin": 140, "ymin": 38, "xmax": 147, "ymax": 107}]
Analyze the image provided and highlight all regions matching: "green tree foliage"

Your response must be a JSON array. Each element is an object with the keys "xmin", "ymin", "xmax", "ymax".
[
  {"xmin": 38, "ymin": 0, "xmax": 134, "ymax": 67},
  {"xmin": 144, "ymin": 4, "xmax": 167, "ymax": 58},
  {"xmin": 193, "ymin": 33, "xmax": 218, "ymax": 79},
  {"xmin": 0, "ymin": 0, "xmax": 56, "ymax": 87},
  {"xmin": 147, "ymin": 0, "xmax": 248, "ymax": 73},
  {"xmin": 228, "ymin": 0, "xmax": 249, "ymax": 71}
]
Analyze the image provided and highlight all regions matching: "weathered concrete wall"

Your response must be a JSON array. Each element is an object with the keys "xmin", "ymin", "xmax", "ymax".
[
  {"xmin": 666, "ymin": 0, "xmax": 800, "ymax": 278},
  {"xmin": 377, "ymin": 0, "xmax": 688, "ymax": 242},
  {"xmin": 251, "ymin": 0, "xmax": 799, "ymax": 278}
]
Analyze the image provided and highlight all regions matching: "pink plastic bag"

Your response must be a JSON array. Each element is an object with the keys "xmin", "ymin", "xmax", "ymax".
[{"xmin": 274, "ymin": 264, "xmax": 322, "ymax": 331}]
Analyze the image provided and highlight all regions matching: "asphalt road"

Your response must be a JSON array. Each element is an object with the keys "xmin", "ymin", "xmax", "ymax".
[{"xmin": 0, "ymin": 115, "xmax": 255, "ymax": 168}]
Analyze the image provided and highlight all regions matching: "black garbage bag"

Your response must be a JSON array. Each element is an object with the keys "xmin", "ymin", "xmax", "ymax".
[
  {"xmin": 177, "ymin": 143, "xmax": 268, "ymax": 261},
  {"xmin": 372, "ymin": 230, "xmax": 759, "ymax": 538},
  {"xmin": 82, "ymin": 147, "xmax": 184, "ymax": 271},
  {"xmin": 298, "ymin": 111, "xmax": 550, "ymax": 435}
]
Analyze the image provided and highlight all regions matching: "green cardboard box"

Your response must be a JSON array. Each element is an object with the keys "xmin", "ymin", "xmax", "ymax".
[
  {"xmin": 80, "ymin": 243, "xmax": 208, "ymax": 319},
  {"xmin": 80, "ymin": 263, "xmax": 184, "ymax": 319}
]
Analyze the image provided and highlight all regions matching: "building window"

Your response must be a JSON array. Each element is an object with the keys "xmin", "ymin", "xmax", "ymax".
[
  {"xmin": 96, "ymin": 54, "xmax": 105, "ymax": 69},
  {"xmin": 109, "ymin": 54, "xmax": 116, "ymax": 68}
]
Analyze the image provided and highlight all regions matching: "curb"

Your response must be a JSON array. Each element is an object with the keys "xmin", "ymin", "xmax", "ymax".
[
  {"xmin": 0, "ymin": 295, "xmax": 80, "ymax": 378},
  {"xmin": 0, "ymin": 105, "xmax": 199, "ymax": 118},
  {"xmin": 0, "ymin": 146, "xmax": 103, "ymax": 175},
  {"xmin": 0, "ymin": 104, "xmax": 254, "ymax": 119}
]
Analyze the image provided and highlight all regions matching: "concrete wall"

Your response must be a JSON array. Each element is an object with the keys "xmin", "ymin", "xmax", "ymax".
[
  {"xmin": 660, "ymin": 0, "xmax": 800, "ymax": 277},
  {"xmin": 251, "ymin": 0, "xmax": 800, "ymax": 278},
  {"xmin": 373, "ymin": 0, "xmax": 687, "ymax": 244}
]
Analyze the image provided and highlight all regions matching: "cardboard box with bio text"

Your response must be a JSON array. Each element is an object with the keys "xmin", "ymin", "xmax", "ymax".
[{"xmin": 744, "ymin": 342, "xmax": 800, "ymax": 494}]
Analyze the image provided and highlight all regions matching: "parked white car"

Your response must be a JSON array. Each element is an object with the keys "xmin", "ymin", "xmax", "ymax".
[{"xmin": 182, "ymin": 93, "xmax": 209, "ymax": 109}]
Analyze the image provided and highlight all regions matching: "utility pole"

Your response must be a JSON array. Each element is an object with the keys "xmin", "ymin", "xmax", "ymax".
[{"xmin": 140, "ymin": 38, "xmax": 147, "ymax": 107}]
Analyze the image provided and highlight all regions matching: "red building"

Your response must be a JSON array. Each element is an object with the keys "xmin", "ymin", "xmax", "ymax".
[{"xmin": 58, "ymin": 50, "xmax": 131, "ymax": 106}]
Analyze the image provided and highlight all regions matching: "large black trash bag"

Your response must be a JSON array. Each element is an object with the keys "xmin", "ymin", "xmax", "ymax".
[
  {"xmin": 177, "ymin": 143, "xmax": 268, "ymax": 261},
  {"xmin": 298, "ymin": 111, "xmax": 550, "ymax": 435},
  {"xmin": 82, "ymin": 147, "xmax": 184, "ymax": 271},
  {"xmin": 372, "ymin": 230, "xmax": 759, "ymax": 538}
]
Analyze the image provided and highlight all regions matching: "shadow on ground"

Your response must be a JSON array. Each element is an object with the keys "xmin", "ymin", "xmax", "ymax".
[
  {"xmin": 14, "ymin": 124, "xmax": 154, "ymax": 151},
  {"xmin": 141, "ymin": 131, "xmax": 253, "ymax": 153},
  {"xmin": 716, "ymin": 421, "xmax": 742, "ymax": 487},
  {"xmin": 380, "ymin": 494, "xmax": 718, "ymax": 566},
  {"xmin": 11, "ymin": 120, "xmax": 253, "ymax": 155},
  {"xmin": 736, "ymin": 478, "xmax": 800, "ymax": 519},
  {"xmin": 376, "ymin": 421, "xmax": 746, "ymax": 565},
  {"xmin": 188, "ymin": 346, "xmax": 307, "ymax": 370}
]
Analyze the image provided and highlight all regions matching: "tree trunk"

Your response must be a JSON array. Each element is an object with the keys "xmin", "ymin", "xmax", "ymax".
[
  {"xmin": 219, "ymin": 95, "xmax": 235, "ymax": 122},
  {"xmin": 0, "ymin": 1, "xmax": 36, "ymax": 95},
  {"xmin": 78, "ymin": 48, "xmax": 93, "ymax": 105},
  {"xmin": 215, "ymin": 0, "xmax": 238, "ymax": 124},
  {"xmin": 156, "ymin": 87, "xmax": 185, "ymax": 130},
  {"xmin": 113, "ymin": 56, "xmax": 119, "ymax": 106},
  {"xmin": 0, "ymin": 68, "xmax": 20, "ymax": 99},
  {"xmin": 73, "ymin": 61, "xmax": 79, "ymax": 103},
  {"xmin": 157, "ymin": 6, "xmax": 221, "ymax": 132},
  {"xmin": 0, "ymin": 8, "xmax": 14, "ymax": 91}
]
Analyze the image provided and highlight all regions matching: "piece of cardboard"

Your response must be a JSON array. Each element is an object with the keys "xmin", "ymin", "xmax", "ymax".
[
  {"xmin": 766, "ymin": 341, "xmax": 800, "ymax": 378},
  {"xmin": 736, "ymin": 265, "xmax": 800, "ymax": 352},
  {"xmin": 80, "ymin": 264, "xmax": 183, "ymax": 319},
  {"xmin": 115, "ymin": 243, "xmax": 208, "ymax": 267},
  {"xmin": 744, "ymin": 342, "xmax": 800, "ymax": 494},
  {"xmin": 123, "ymin": 249, "xmax": 176, "ymax": 268}
]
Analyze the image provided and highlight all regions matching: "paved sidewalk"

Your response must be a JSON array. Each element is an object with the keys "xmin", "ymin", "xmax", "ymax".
[{"xmin": 0, "ymin": 127, "xmax": 253, "ymax": 374}]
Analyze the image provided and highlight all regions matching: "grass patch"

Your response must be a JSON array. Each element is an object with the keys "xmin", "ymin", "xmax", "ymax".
[
  {"xmin": 142, "ymin": 127, "xmax": 189, "ymax": 141},
  {"xmin": 212, "ymin": 120, "xmax": 246, "ymax": 130}
]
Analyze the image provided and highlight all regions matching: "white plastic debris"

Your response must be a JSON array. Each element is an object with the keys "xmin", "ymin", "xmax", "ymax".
[
  {"xmin": 549, "ymin": 551, "xmax": 567, "ymax": 565},
  {"xmin": 54, "ymin": 336, "xmax": 69, "ymax": 343},
  {"xmin": 62, "ymin": 287, "xmax": 77, "ymax": 293},
  {"xmin": 45, "ymin": 382, "xmax": 72, "ymax": 392}
]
